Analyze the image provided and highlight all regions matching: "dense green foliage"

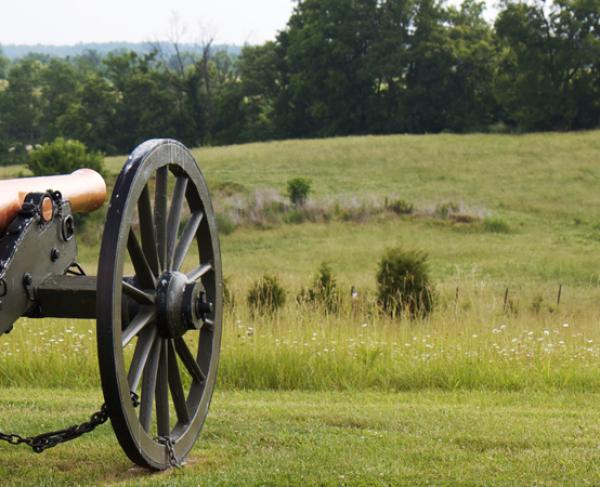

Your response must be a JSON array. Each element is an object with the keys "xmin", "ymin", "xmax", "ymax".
[
  {"xmin": 297, "ymin": 262, "xmax": 340, "ymax": 313},
  {"xmin": 27, "ymin": 137, "xmax": 104, "ymax": 176},
  {"xmin": 377, "ymin": 248, "xmax": 433, "ymax": 317},
  {"xmin": 286, "ymin": 177, "xmax": 312, "ymax": 206},
  {"xmin": 0, "ymin": 0, "xmax": 598, "ymax": 164},
  {"xmin": 247, "ymin": 274, "xmax": 287, "ymax": 315}
]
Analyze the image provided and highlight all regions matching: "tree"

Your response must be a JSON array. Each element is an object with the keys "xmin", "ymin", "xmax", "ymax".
[
  {"xmin": 104, "ymin": 51, "xmax": 188, "ymax": 152},
  {"xmin": 0, "ymin": 48, "xmax": 8, "ymax": 79},
  {"xmin": 365, "ymin": 0, "xmax": 415, "ymax": 133},
  {"xmin": 39, "ymin": 59, "xmax": 81, "ymax": 140},
  {"xmin": 55, "ymin": 74, "xmax": 119, "ymax": 154},
  {"xmin": 0, "ymin": 59, "xmax": 45, "ymax": 162},
  {"xmin": 494, "ymin": 0, "xmax": 600, "ymax": 130},
  {"xmin": 280, "ymin": 0, "xmax": 379, "ymax": 137}
]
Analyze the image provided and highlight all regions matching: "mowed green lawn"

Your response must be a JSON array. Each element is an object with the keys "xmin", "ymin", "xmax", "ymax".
[{"xmin": 1, "ymin": 388, "xmax": 600, "ymax": 486}]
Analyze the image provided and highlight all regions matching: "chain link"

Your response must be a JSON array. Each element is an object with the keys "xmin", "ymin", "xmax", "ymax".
[
  {"xmin": 156, "ymin": 435, "xmax": 181, "ymax": 468},
  {"xmin": 0, "ymin": 391, "xmax": 139, "ymax": 454}
]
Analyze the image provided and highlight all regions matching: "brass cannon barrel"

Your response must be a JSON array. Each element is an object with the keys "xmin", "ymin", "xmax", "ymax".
[{"xmin": 0, "ymin": 169, "xmax": 107, "ymax": 231}]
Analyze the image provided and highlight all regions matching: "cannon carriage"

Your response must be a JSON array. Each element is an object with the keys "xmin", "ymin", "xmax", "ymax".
[{"xmin": 0, "ymin": 139, "xmax": 222, "ymax": 470}]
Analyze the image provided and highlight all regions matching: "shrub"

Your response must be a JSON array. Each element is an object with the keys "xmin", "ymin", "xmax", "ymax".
[
  {"xmin": 283, "ymin": 209, "xmax": 305, "ymax": 224},
  {"xmin": 286, "ymin": 177, "xmax": 312, "ymax": 206},
  {"xmin": 387, "ymin": 198, "xmax": 414, "ymax": 215},
  {"xmin": 482, "ymin": 216, "xmax": 510, "ymax": 233},
  {"xmin": 27, "ymin": 137, "xmax": 105, "ymax": 176},
  {"xmin": 435, "ymin": 202, "xmax": 460, "ymax": 219},
  {"xmin": 376, "ymin": 248, "xmax": 434, "ymax": 318},
  {"xmin": 297, "ymin": 262, "xmax": 340, "ymax": 313},
  {"xmin": 247, "ymin": 274, "xmax": 286, "ymax": 315}
]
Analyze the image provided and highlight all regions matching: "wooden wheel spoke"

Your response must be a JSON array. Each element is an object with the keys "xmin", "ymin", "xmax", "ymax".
[
  {"xmin": 122, "ymin": 307, "xmax": 155, "ymax": 347},
  {"xmin": 174, "ymin": 337, "xmax": 206, "ymax": 383},
  {"xmin": 167, "ymin": 340, "xmax": 190, "ymax": 424},
  {"xmin": 138, "ymin": 184, "xmax": 160, "ymax": 276},
  {"xmin": 127, "ymin": 230, "xmax": 156, "ymax": 288},
  {"xmin": 97, "ymin": 140, "xmax": 222, "ymax": 469},
  {"xmin": 122, "ymin": 280, "xmax": 155, "ymax": 305},
  {"xmin": 156, "ymin": 340, "xmax": 170, "ymax": 437},
  {"xmin": 154, "ymin": 166, "xmax": 168, "ymax": 272},
  {"xmin": 166, "ymin": 176, "xmax": 189, "ymax": 270},
  {"xmin": 140, "ymin": 338, "xmax": 161, "ymax": 433},
  {"xmin": 172, "ymin": 211, "xmax": 203, "ymax": 272},
  {"xmin": 128, "ymin": 326, "xmax": 158, "ymax": 392},
  {"xmin": 187, "ymin": 262, "xmax": 213, "ymax": 284}
]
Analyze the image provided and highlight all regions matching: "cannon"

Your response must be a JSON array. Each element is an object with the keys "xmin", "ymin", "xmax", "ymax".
[{"xmin": 0, "ymin": 139, "xmax": 222, "ymax": 470}]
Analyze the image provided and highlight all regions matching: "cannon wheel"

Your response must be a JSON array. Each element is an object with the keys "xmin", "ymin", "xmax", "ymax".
[{"xmin": 97, "ymin": 139, "xmax": 222, "ymax": 470}]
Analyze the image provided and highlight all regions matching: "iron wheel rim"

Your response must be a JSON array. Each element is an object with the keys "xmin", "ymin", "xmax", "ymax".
[{"xmin": 97, "ymin": 139, "xmax": 222, "ymax": 470}]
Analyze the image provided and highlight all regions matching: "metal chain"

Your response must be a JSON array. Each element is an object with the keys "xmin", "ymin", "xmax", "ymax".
[
  {"xmin": 0, "ymin": 391, "xmax": 139, "ymax": 454},
  {"xmin": 156, "ymin": 435, "xmax": 181, "ymax": 468}
]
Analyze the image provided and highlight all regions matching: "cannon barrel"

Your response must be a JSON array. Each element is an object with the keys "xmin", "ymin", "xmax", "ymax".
[{"xmin": 0, "ymin": 169, "xmax": 107, "ymax": 231}]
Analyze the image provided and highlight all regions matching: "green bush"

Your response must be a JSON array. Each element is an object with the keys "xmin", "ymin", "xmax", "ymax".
[
  {"xmin": 435, "ymin": 202, "xmax": 460, "ymax": 219},
  {"xmin": 482, "ymin": 216, "xmax": 510, "ymax": 233},
  {"xmin": 297, "ymin": 262, "xmax": 340, "ymax": 313},
  {"xmin": 27, "ymin": 137, "xmax": 105, "ymax": 176},
  {"xmin": 387, "ymin": 198, "xmax": 414, "ymax": 215},
  {"xmin": 376, "ymin": 248, "xmax": 434, "ymax": 318},
  {"xmin": 286, "ymin": 177, "xmax": 312, "ymax": 206},
  {"xmin": 247, "ymin": 274, "xmax": 286, "ymax": 315},
  {"xmin": 283, "ymin": 209, "xmax": 306, "ymax": 224}
]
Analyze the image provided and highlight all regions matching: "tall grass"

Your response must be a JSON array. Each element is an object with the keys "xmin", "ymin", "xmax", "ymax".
[
  {"xmin": 1, "ymin": 131, "xmax": 600, "ymax": 392},
  {"xmin": 2, "ymin": 282, "xmax": 600, "ymax": 392}
]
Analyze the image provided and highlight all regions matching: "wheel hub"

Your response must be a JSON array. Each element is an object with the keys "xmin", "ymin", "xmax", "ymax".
[{"xmin": 155, "ymin": 271, "xmax": 208, "ymax": 338}]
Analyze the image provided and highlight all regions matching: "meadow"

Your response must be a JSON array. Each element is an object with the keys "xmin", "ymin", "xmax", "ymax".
[{"xmin": 1, "ymin": 131, "xmax": 600, "ymax": 484}]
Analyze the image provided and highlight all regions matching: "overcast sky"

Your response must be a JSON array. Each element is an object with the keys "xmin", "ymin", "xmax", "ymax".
[
  {"xmin": 0, "ymin": 0, "xmax": 497, "ymax": 46},
  {"xmin": 0, "ymin": 0, "xmax": 296, "ymax": 45}
]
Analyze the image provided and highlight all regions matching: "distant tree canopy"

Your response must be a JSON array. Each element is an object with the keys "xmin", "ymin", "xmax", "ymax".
[{"xmin": 0, "ymin": 0, "xmax": 598, "ymax": 165}]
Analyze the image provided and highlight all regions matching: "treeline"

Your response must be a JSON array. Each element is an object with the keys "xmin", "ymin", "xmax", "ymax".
[{"xmin": 0, "ymin": 0, "xmax": 599, "ymax": 164}]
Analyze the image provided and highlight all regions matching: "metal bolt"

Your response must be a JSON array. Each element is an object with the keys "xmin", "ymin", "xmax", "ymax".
[
  {"xmin": 195, "ymin": 297, "xmax": 214, "ymax": 317},
  {"xmin": 50, "ymin": 248, "xmax": 61, "ymax": 262},
  {"xmin": 23, "ymin": 273, "xmax": 33, "ymax": 286}
]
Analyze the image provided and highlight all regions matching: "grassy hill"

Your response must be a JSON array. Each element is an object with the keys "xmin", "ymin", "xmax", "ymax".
[
  {"xmin": 3, "ymin": 132, "xmax": 600, "ymax": 484},
  {"xmin": 106, "ymin": 131, "xmax": 600, "ymax": 290}
]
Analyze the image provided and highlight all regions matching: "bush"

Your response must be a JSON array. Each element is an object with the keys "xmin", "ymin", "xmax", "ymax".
[
  {"xmin": 297, "ymin": 262, "xmax": 340, "ymax": 313},
  {"xmin": 376, "ymin": 248, "xmax": 434, "ymax": 318},
  {"xmin": 27, "ymin": 137, "xmax": 105, "ymax": 176},
  {"xmin": 286, "ymin": 177, "xmax": 312, "ymax": 206},
  {"xmin": 435, "ymin": 202, "xmax": 460, "ymax": 219},
  {"xmin": 283, "ymin": 209, "xmax": 305, "ymax": 224},
  {"xmin": 482, "ymin": 216, "xmax": 510, "ymax": 233},
  {"xmin": 387, "ymin": 198, "xmax": 414, "ymax": 215},
  {"xmin": 247, "ymin": 274, "xmax": 286, "ymax": 315}
]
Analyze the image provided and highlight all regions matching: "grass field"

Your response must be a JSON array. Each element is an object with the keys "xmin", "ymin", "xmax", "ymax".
[
  {"xmin": 2, "ymin": 131, "xmax": 600, "ymax": 483},
  {"xmin": 2, "ymin": 388, "xmax": 600, "ymax": 486}
]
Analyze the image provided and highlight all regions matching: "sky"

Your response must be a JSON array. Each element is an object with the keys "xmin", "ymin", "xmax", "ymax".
[
  {"xmin": 0, "ymin": 0, "xmax": 296, "ymax": 46},
  {"xmin": 0, "ymin": 0, "xmax": 498, "ymax": 47}
]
